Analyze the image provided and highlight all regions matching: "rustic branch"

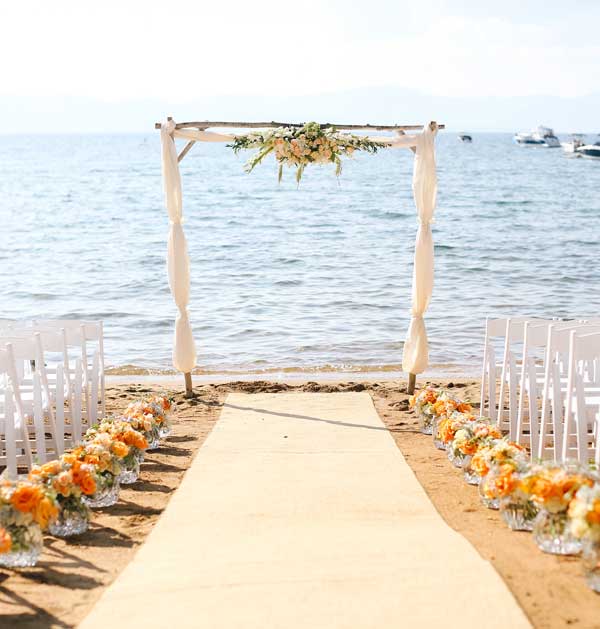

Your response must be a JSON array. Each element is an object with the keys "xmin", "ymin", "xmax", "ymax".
[
  {"xmin": 177, "ymin": 140, "xmax": 196, "ymax": 163},
  {"xmin": 155, "ymin": 120, "xmax": 444, "ymax": 131}
]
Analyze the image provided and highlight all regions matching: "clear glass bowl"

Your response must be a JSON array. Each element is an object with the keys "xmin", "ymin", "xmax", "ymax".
[
  {"xmin": 0, "ymin": 523, "xmax": 43, "ymax": 567},
  {"xmin": 500, "ymin": 497, "xmax": 538, "ymax": 531},
  {"xmin": 533, "ymin": 509, "xmax": 582, "ymax": 555},
  {"xmin": 119, "ymin": 455, "xmax": 140, "ymax": 485},
  {"xmin": 84, "ymin": 475, "xmax": 121, "ymax": 509},
  {"xmin": 582, "ymin": 539, "xmax": 600, "ymax": 592},
  {"xmin": 49, "ymin": 503, "xmax": 90, "ymax": 537},
  {"xmin": 432, "ymin": 417, "xmax": 446, "ymax": 450}
]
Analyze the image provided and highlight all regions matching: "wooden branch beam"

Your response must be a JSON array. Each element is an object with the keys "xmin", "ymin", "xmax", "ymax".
[
  {"xmin": 155, "ymin": 120, "xmax": 445, "ymax": 131},
  {"xmin": 178, "ymin": 140, "xmax": 196, "ymax": 163}
]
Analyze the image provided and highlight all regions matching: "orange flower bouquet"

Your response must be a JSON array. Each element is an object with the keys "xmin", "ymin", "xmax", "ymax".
[
  {"xmin": 478, "ymin": 459, "xmax": 523, "ymax": 511},
  {"xmin": 29, "ymin": 458, "xmax": 92, "ymax": 537},
  {"xmin": 71, "ymin": 435, "xmax": 123, "ymax": 509},
  {"xmin": 0, "ymin": 479, "xmax": 58, "ymax": 567},
  {"xmin": 470, "ymin": 439, "xmax": 525, "ymax": 479},
  {"xmin": 450, "ymin": 419, "xmax": 503, "ymax": 476},
  {"xmin": 122, "ymin": 400, "xmax": 164, "ymax": 450},
  {"xmin": 435, "ymin": 410, "xmax": 476, "ymax": 454},
  {"xmin": 568, "ymin": 484, "xmax": 600, "ymax": 591},
  {"xmin": 149, "ymin": 395, "xmax": 173, "ymax": 439},
  {"xmin": 86, "ymin": 419, "xmax": 148, "ymax": 485},
  {"xmin": 409, "ymin": 387, "xmax": 442, "ymax": 434},
  {"xmin": 526, "ymin": 462, "xmax": 595, "ymax": 555}
]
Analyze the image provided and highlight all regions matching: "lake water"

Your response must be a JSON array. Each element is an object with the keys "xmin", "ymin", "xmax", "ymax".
[{"xmin": 1, "ymin": 132, "xmax": 599, "ymax": 377}]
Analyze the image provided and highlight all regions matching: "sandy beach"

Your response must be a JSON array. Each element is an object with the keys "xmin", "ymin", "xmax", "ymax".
[{"xmin": 0, "ymin": 377, "xmax": 596, "ymax": 628}]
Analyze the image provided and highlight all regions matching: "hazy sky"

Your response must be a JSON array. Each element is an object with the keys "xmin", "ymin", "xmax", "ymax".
[{"xmin": 1, "ymin": 0, "xmax": 599, "ymax": 131}]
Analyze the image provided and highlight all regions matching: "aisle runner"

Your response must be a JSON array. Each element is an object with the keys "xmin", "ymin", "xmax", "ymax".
[{"xmin": 79, "ymin": 393, "xmax": 530, "ymax": 628}]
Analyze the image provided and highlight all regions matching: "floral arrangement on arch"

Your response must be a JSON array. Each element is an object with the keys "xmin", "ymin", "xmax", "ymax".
[{"xmin": 228, "ymin": 122, "xmax": 387, "ymax": 183}]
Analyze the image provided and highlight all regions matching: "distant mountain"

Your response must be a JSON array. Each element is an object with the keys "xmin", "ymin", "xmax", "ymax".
[{"xmin": 1, "ymin": 87, "xmax": 599, "ymax": 134}]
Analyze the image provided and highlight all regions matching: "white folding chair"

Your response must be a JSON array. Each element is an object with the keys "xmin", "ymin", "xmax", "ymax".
[
  {"xmin": 563, "ymin": 331, "xmax": 600, "ymax": 464},
  {"xmin": 33, "ymin": 320, "xmax": 105, "ymax": 421},
  {"xmin": 515, "ymin": 320, "xmax": 586, "ymax": 454},
  {"xmin": 538, "ymin": 323, "xmax": 600, "ymax": 461},
  {"xmin": 3, "ymin": 338, "xmax": 59, "ymax": 461},
  {"xmin": 0, "ymin": 345, "xmax": 49, "ymax": 470},
  {"xmin": 0, "ymin": 346, "xmax": 34, "ymax": 476},
  {"xmin": 495, "ymin": 318, "xmax": 554, "ymax": 434},
  {"xmin": 480, "ymin": 317, "xmax": 509, "ymax": 423}
]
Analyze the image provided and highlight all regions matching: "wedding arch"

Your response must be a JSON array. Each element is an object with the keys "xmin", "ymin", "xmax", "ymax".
[{"xmin": 156, "ymin": 118, "xmax": 443, "ymax": 396}]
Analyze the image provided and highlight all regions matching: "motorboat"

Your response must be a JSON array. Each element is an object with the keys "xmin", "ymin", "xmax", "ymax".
[
  {"xmin": 514, "ymin": 125, "xmax": 561, "ymax": 147},
  {"xmin": 576, "ymin": 139, "xmax": 600, "ymax": 159},
  {"xmin": 458, "ymin": 133, "xmax": 472, "ymax": 143},
  {"xmin": 561, "ymin": 134, "xmax": 586, "ymax": 153}
]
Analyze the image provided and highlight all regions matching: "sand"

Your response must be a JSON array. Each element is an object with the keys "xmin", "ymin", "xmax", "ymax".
[{"xmin": 0, "ymin": 378, "xmax": 598, "ymax": 628}]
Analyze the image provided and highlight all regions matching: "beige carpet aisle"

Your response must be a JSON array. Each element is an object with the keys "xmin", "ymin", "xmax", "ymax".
[{"xmin": 79, "ymin": 392, "xmax": 530, "ymax": 628}]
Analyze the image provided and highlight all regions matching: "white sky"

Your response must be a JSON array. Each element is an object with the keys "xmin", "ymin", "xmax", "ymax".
[{"xmin": 2, "ymin": 0, "xmax": 599, "ymax": 102}]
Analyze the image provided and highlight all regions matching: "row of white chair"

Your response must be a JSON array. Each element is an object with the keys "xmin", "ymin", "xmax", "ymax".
[
  {"xmin": 480, "ymin": 317, "xmax": 600, "ymax": 465},
  {"xmin": 0, "ymin": 320, "xmax": 105, "ymax": 476}
]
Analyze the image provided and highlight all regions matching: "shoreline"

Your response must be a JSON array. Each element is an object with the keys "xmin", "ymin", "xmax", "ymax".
[{"xmin": 106, "ymin": 368, "xmax": 479, "ymax": 385}]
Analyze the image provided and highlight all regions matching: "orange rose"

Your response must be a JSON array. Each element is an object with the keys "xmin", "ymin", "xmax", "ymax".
[
  {"xmin": 460, "ymin": 441, "xmax": 479, "ymax": 456},
  {"xmin": 84, "ymin": 454, "xmax": 100, "ymax": 467},
  {"xmin": 11, "ymin": 483, "xmax": 43, "ymax": 513},
  {"xmin": 493, "ymin": 465, "xmax": 519, "ymax": 497},
  {"xmin": 33, "ymin": 495, "xmax": 59, "ymax": 530},
  {"xmin": 52, "ymin": 471, "xmax": 74, "ymax": 498},
  {"xmin": 0, "ymin": 528, "xmax": 11, "ymax": 554},
  {"xmin": 111, "ymin": 441, "xmax": 129, "ymax": 459},
  {"xmin": 470, "ymin": 452, "xmax": 489, "ymax": 477},
  {"xmin": 456, "ymin": 402, "xmax": 472, "ymax": 413},
  {"xmin": 134, "ymin": 434, "xmax": 148, "ymax": 450},
  {"xmin": 77, "ymin": 472, "xmax": 97, "ymax": 496},
  {"xmin": 61, "ymin": 452, "xmax": 77, "ymax": 466},
  {"xmin": 41, "ymin": 460, "xmax": 62, "ymax": 476}
]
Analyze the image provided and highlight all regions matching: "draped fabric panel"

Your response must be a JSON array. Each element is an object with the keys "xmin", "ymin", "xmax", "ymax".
[
  {"xmin": 173, "ymin": 128, "xmax": 235, "ymax": 143},
  {"xmin": 401, "ymin": 124, "xmax": 438, "ymax": 374},
  {"xmin": 160, "ymin": 120, "xmax": 196, "ymax": 373}
]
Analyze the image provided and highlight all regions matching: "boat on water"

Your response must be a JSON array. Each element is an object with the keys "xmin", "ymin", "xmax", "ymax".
[
  {"xmin": 514, "ymin": 125, "xmax": 561, "ymax": 147},
  {"xmin": 576, "ymin": 139, "xmax": 600, "ymax": 159},
  {"xmin": 561, "ymin": 134, "xmax": 586, "ymax": 153},
  {"xmin": 458, "ymin": 133, "xmax": 472, "ymax": 143}
]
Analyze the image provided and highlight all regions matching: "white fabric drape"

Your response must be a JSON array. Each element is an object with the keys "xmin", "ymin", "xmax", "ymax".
[
  {"xmin": 401, "ymin": 123, "xmax": 438, "ymax": 375},
  {"xmin": 160, "ymin": 120, "xmax": 196, "ymax": 373},
  {"xmin": 173, "ymin": 128, "xmax": 235, "ymax": 143}
]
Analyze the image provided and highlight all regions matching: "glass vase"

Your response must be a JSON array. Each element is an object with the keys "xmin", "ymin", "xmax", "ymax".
[
  {"xmin": 84, "ymin": 473, "xmax": 121, "ymax": 509},
  {"xmin": 449, "ymin": 448, "xmax": 465, "ymax": 469},
  {"xmin": 416, "ymin": 410, "xmax": 433, "ymax": 435},
  {"xmin": 432, "ymin": 417, "xmax": 446, "ymax": 450},
  {"xmin": 159, "ymin": 420, "xmax": 172, "ymax": 440},
  {"xmin": 499, "ymin": 496, "xmax": 538, "ymax": 531},
  {"xmin": 119, "ymin": 453, "xmax": 140, "ymax": 485},
  {"xmin": 582, "ymin": 539, "xmax": 600, "ymax": 593},
  {"xmin": 533, "ymin": 509, "xmax": 582, "ymax": 555},
  {"xmin": 145, "ymin": 427, "xmax": 161, "ymax": 451},
  {"xmin": 462, "ymin": 456, "xmax": 481, "ymax": 485},
  {"xmin": 49, "ymin": 499, "xmax": 90, "ymax": 537},
  {"xmin": 0, "ymin": 523, "xmax": 43, "ymax": 568},
  {"xmin": 478, "ymin": 472, "xmax": 500, "ymax": 509}
]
